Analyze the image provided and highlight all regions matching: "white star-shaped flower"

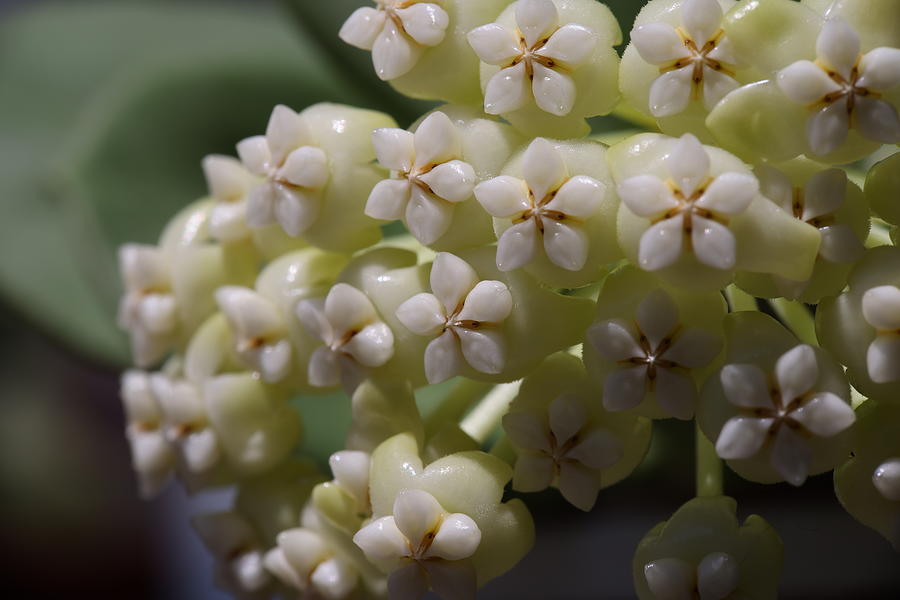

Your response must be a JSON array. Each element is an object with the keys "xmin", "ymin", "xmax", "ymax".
[
  {"xmin": 587, "ymin": 289, "xmax": 722, "ymax": 420},
  {"xmin": 265, "ymin": 528, "xmax": 359, "ymax": 600},
  {"xmin": 502, "ymin": 393, "xmax": 622, "ymax": 511},
  {"xmin": 395, "ymin": 252, "xmax": 512, "ymax": 384},
  {"xmin": 777, "ymin": 18, "xmax": 900, "ymax": 155},
  {"xmin": 618, "ymin": 133, "xmax": 758, "ymax": 271},
  {"xmin": 873, "ymin": 457, "xmax": 900, "ymax": 502},
  {"xmin": 150, "ymin": 373, "xmax": 220, "ymax": 474},
  {"xmin": 237, "ymin": 105, "xmax": 329, "ymax": 237},
  {"xmin": 715, "ymin": 344, "xmax": 856, "ymax": 486},
  {"xmin": 339, "ymin": 0, "xmax": 449, "ymax": 81},
  {"xmin": 631, "ymin": 0, "xmax": 742, "ymax": 117},
  {"xmin": 474, "ymin": 138, "xmax": 605, "ymax": 271},
  {"xmin": 121, "ymin": 370, "xmax": 176, "ymax": 498},
  {"xmin": 467, "ymin": 0, "xmax": 598, "ymax": 116},
  {"xmin": 861, "ymin": 285, "xmax": 900, "ymax": 383},
  {"xmin": 202, "ymin": 154, "xmax": 254, "ymax": 243},
  {"xmin": 193, "ymin": 512, "xmax": 272, "ymax": 595},
  {"xmin": 296, "ymin": 283, "xmax": 395, "ymax": 392},
  {"xmin": 118, "ymin": 244, "xmax": 178, "ymax": 368},
  {"xmin": 644, "ymin": 552, "xmax": 740, "ymax": 600},
  {"xmin": 366, "ymin": 111, "xmax": 477, "ymax": 245},
  {"xmin": 215, "ymin": 286, "xmax": 293, "ymax": 383},
  {"xmin": 353, "ymin": 489, "xmax": 481, "ymax": 600}
]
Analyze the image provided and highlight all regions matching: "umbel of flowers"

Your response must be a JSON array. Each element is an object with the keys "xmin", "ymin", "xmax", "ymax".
[{"xmin": 116, "ymin": 0, "xmax": 900, "ymax": 598}]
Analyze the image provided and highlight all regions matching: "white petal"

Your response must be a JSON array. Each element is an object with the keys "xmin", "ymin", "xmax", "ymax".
[
  {"xmin": 638, "ymin": 214, "xmax": 684, "ymax": 271},
  {"xmin": 548, "ymin": 393, "xmax": 588, "ymax": 446},
  {"xmin": 770, "ymin": 424, "xmax": 812, "ymax": 486},
  {"xmin": 532, "ymin": 63, "xmax": 577, "ymax": 116},
  {"xmin": 513, "ymin": 452, "xmax": 555, "ymax": 491},
  {"xmin": 667, "ymin": 134, "xmax": 709, "ymax": 197},
  {"xmin": 644, "ymin": 558, "xmax": 696, "ymax": 600},
  {"xmin": 426, "ymin": 560, "xmax": 478, "ymax": 600},
  {"xmin": 309, "ymin": 346, "xmax": 341, "ymax": 387},
  {"xmin": 567, "ymin": 428, "xmax": 623, "ymax": 470},
  {"xmin": 233, "ymin": 551, "xmax": 270, "ymax": 592},
  {"xmin": 602, "ymin": 366, "xmax": 648, "ymax": 412},
  {"xmin": 697, "ymin": 552, "xmax": 740, "ymax": 600},
  {"xmin": 118, "ymin": 244, "xmax": 169, "ymax": 292},
  {"xmin": 776, "ymin": 344, "xmax": 818, "ymax": 402},
  {"xmin": 777, "ymin": 60, "xmax": 842, "ymax": 104},
  {"xmin": 467, "ymin": 23, "xmax": 521, "ymax": 65},
  {"xmin": 516, "ymin": 0, "xmax": 559, "ymax": 48},
  {"xmin": 311, "ymin": 558, "xmax": 359, "ymax": 600},
  {"xmin": 236, "ymin": 135, "xmax": 271, "ymax": 176},
  {"xmin": 702, "ymin": 66, "xmax": 740, "ymax": 111},
  {"xmin": 862, "ymin": 285, "xmax": 900, "ymax": 330},
  {"xmin": 266, "ymin": 105, "xmax": 308, "ymax": 167},
  {"xmin": 636, "ymin": 289, "xmax": 679, "ymax": 348},
  {"xmin": 245, "ymin": 183, "xmax": 276, "ymax": 228},
  {"xmin": 344, "ymin": 322, "xmax": 394, "ymax": 368},
  {"xmin": 425, "ymin": 330, "xmax": 464, "ymax": 384},
  {"xmin": 353, "ymin": 516, "xmax": 409, "ymax": 561},
  {"xmin": 587, "ymin": 319, "xmax": 642, "ymax": 361},
  {"xmin": 456, "ymin": 280, "xmax": 512, "ymax": 323},
  {"xmin": 817, "ymin": 18, "xmax": 860, "ymax": 81},
  {"xmin": 396, "ymin": 4, "xmax": 449, "ymax": 47},
  {"xmin": 707, "ymin": 35, "xmax": 739, "ymax": 65},
  {"xmin": 258, "ymin": 339, "xmax": 292, "ymax": 382},
  {"xmin": 456, "ymin": 328, "xmax": 506, "ymax": 374},
  {"xmin": 542, "ymin": 219, "xmax": 589, "ymax": 271},
  {"xmin": 523, "ymin": 138, "xmax": 567, "ymax": 201},
  {"xmin": 274, "ymin": 185, "xmax": 319, "ymax": 236},
  {"xmin": 720, "ymin": 364, "xmax": 773, "ymax": 409},
  {"xmin": 496, "ymin": 220, "xmax": 540, "ymax": 271},
  {"xmin": 413, "ymin": 111, "xmax": 461, "ymax": 169},
  {"xmin": 215, "ymin": 286, "xmax": 281, "ymax": 339},
  {"xmin": 209, "ymin": 200, "xmax": 249, "ymax": 243},
  {"xmin": 558, "ymin": 461, "xmax": 601, "ymax": 512},
  {"xmin": 366, "ymin": 178, "xmax": 412, "ymax": 220},
  {"xmin": 296, "ymin": 297, "xmax": 331, "ymax": 343},
  {"xmin": 857, "ymin": 47, "xmax": 900, "ymax": 91},
  {"xmin": 649, "ymin": 66, "xmax": 693, "ymax": 117},
  {"xmin": 394, "ymin": 489, "xmax": 444, "ymax": 546},
  {"xmin": 791, "ymin": 392, "xmax": 855, "ymax": 437},
  {"xmin": 802, "ymin": 168, "xmax": 846, "ymax": 221},
  {"xmin": 473, "ymin": 175, "xmax": 530, "ymax": 217},
  {"xmin": 483, "ymin": 63, "xmax": 530, "ymax": 115},
  {"xmin": 631, "ymin": 22, "xmax": 690, "ymax": 65},
  {"xmin": 372, "ymin": 19, "xmax": 424, "ymax": 81},
  {"xmin": 406, "ymin": 187, "xmax": 454, "ymax": 245},
  {"xmin": 664, "ymin": 328, "xmax": 722, "ymax": 368},
  {"xmin": 396, "ymin": 293, "xmax": 446, "ymax": 336},
  {"xmin": 339, "ymin": 6, "xmax": 387, "ymax": 50},
  {"xmin": 388, "ymin": 563, "xmax": 429, "ymax": 600},
  {"xmin": 536, "ymin": 23, "xmax": 597, "ymax": 67},
  {"xmin": 372, "ymin": 128, "xmax": 416, "ymax": 172},
  {"xmin": 654, "ymin": 368, "xmax": 698, "ymax": 420},
  {"xmin": 854, "ymin": 96, "xmax": 900, "ymax": 145},
  {"xmin": 129, "ymin": 429, "xmax": 174, "ymax": 475},
  {"xmin": 682, "ymin": 0, "xmax": 723, "ymax": 46},
  {"xmin": 545, "ymin": 175, "xmax": 605, "ymax": 218},
  {"xmin": 873, "ymin": 458, "xmax": 900, "ymax": 502},
  {"xmin": 330, "ymin": 450, "xmax": 371, "ymax": 505},
  {"xmin": 203, "ymin": 155, "xmax": 248, "ymax": 202},
  {"xmin": 419, "ymin": 160, "xmax": 476, "ymax": 204},
  {"xmin": 807, "ymin": 98, "xmax": 850, "ymax": 155},
  {"xmin": 618, "ymin": 175, "xmax": 678, "ymax": 218},
  {"xmin": 755, "ymin": 165, "xmax": 794, "ymax": 212},
  {"xmin": 278, "ymin": 529, "xmax": 329, "ymax": 578},
  {"xmin": 818, "ymin": 224, "xmax": 865, "ymax": 264},
  {"xmin": 121, "ymin": 371, "xmax": 158, "ymax": 423},
  {"xmin": 691, "ymin": 216, "xmax": 736, "ymax": 270},
  {"xmin": 278, "ymin": 146, "xmax": 329, "ymax": 189},
  {"xmin": 867, "ymin": 335, "xmax": 900, "ymax": 383},
  {"xmin": 503, "ymin": 411, "xmax": 552, "ymax": 452},
  {"xmin": 715, "ymin": 416, "xmax": 774, "ymax": 459},
  {"xmin": 425, "ymin": 513, "xmax": 481, "ymax": 560},
  {"xmin": 325, "ymin": 283, "xmax": 377, "ymax": 335},
  {"xmin": 137, "ymin": 294, "xmax": 177, "ymax": 334},
  {"xmin": 182, "ymin": 429, "xmax": 220, "ymax": 473},
  {"xmin": 431, "ymin": 252, "xmax": 479, "ymax": 313}
]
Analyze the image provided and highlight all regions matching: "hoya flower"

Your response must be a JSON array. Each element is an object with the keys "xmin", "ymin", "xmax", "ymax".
[
  {"xmin": 630, "ymin": 0, "xmax": 742, "ymax": 117},
  {"xmin": 354, "ymin": 488, "xmax": 482, "ymax": 599},
  {"xmin": 777, "ymin": 18, "xmax": 900, "ymax": 156},
  {"xmin": 395, "ymin": 252, "xmax": 512, "ymax": 383},
  {"xmin": 215, "ymin": 286, "xmax": 292, "ymax": 383},
  {"xmin": 339, "ymin": 1, "xmax": 449, "ymax": 81},
  {"xmin": 467, "ymin": 0, "xmax": 598, "ymax": 116},
  {"xmin": 120, "ymin": 370, "xmax": 176, "ymax": 498},
  {"xmin": 715, "ymin": 344, "xmax": 855, "ymax": 486},
  {"xmin": 118, "ymin": 244, "xmax": 178, "ymax": 367},
  {"xmin": 201, "ymin": 154, "xmax": 254, "ymax": 243},
  {"xmin": 861, "ymin": 285, "xmax": 900, "ymax": 383},
  {"xmin": 150, "ymin": 373, "xmax": 220, "ymax": 475},
  {"xmin": 265, "ymin": 527, "xmax": 360, "ymax": 600},
  {"xmin": 193, "ymin": 512, "xmax": 273, "ymax": 596},
  {"xmin": 237, "ymin": 105, "xmax": 329, "ymax": 237},
  {"xmin": 474, "ymin": 138, "xmax": 605, "ymax": 271},
  {"xmin": 296, "ymin": 283, "xmax": 395, "ymax": 392},
  {"xmin": 324, "ymin": 450, "xmax": 372, "ymax": 517},
  {"xmin": 617, "ymin": 133, "xmax": 758, "ymax": 272},
  {"xmin": 587, "ymin": 289, "xmax": 722, "ymax": 420},
  {"xmin": 366, "ymin": 111, "xmax": 476, "ymax": 245}
]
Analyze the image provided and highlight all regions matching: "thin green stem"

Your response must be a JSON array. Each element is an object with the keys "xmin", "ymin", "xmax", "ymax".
[
  {"xmin": 459, "ymin": 381, "xmax": 521, "ymax": 444},
  {"xmin": 769, "ymin": 298, "xmax": 818, "ymax": 346},
  {"xmin": 696, "ymin": 423, "xmax": 723, "ymax": 497},
  {"xmin": 423, "ymin": 378, "xmax": 492, "ymax": 437}
]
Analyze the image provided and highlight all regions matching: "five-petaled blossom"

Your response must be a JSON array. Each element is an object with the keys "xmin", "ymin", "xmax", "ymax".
[
  {"xmin": 150, "ymin": 373, "xmax": 220, "ymax": 475},
  {"xmin": 777, "ymin": 18, "xmax": 900, "ymax": 155},
  {"xmin": 237, "ymin": 105, "xmax": 329, "ymax": 237},
  {"xmin": 861, "ymin": 285, "xmax": 900, "ymax": 383},
  {"xmin": 644, "ymin": 552, "xmax": 740, "ymax": 600},
  {"xmin": 715, "ymin": 344, "xmax": 856, "ymax": 486},
  {"xmin": 339, "ymin": 0, "xmax": 449, "ymax": 81},
  {"xmin": 587, "ymin": 289, "xmax": 722, "ymax": 420},
  {"xmin": 618, "ymin": 133, "xmax": 758, "ymax": 271},
  {"xmin": 265, "ymin": 528, "xmax": 359, "ymax": 599},
  {"xmin": 395, "ymin": 252, "xmax": 512, "ymax": 383},
  {"xmin": 215, "ymin": 286, "xmax": 292, "ymax": 383},
  {"xmin": 296, "ymin": 283, "xmax": 395, "ymax": 392},
  {"xmin": 366, "ymin": 111, "xmax": 477, "ymax": 245},
  {"xmin": 121, "ymin": 370, "xmax": 176, "ymax": 498},
  {"xmin": 118, "ymin": 244, "xmax": 178, "ymax": 368},
  {"xmin": 503, "ymin": 393, "xmax": 623, "ymax": 511},
  {"xmin": 474, "ymin": 138, "xmax": 605, "ymax": 271},
  {"xmin": 202, "ymin": 155, "xmax": 254, "ymax": 243},
  {"xmin": 631, "ymin": 0, "xmax": 741, "ymax": 117},
  {"xmin": 353, "ymin": 489, "xmax": 482, "ymax": 600},
  {"xmin": 467, "ymin": 0, "xmax": 598, "ymax": 116}
]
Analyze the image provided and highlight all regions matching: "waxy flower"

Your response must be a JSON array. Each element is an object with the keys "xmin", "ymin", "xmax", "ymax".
[
  {"xmin": 354, "ymin": 488, "xmax": 482, "ymax": 600},
  {"xmin": 395, "ymin": 252, "xmax": 512, "ymax": 383},
  {"xmin": 475, "ymin": 138, "xmax": 605, "ymax": 271},
  {"xmin": 339, "ymin": 0, "xmax": 449, "ymax": 81},
  {"xmin": 366, "ymin": 111, "xmax": 476, "ymax": 245},
  {"xmin": 150, "ymin": 373, "xmax": 220, "ymax": 475},
  {"xmin": 265, "ymin": 527, "xmax": 360, "ymax": 600},
  {"xmin": 121, "ymin": 370, "xmax": 176, "ymax": 498},
  {"xmin": 328, "ymin": 450, "xmax": 372, "ymax": 515},
  {"xmin": 861, "ymin": 285, "xmax": 900, "ymax": 383},
  {"xmin": 296, "ymin": 283, "xmax": 395, "ymax": 392},
  {"xmin": 467, "ymin": 0, "xmax": 598, "ymax": 116},
  {"xmin": 118, "ymin": 244, "xmax": 178, "ymax": 368},
  {"xmin": 237, "ymin": 105, "xmax": 329, "ymax": 237},
  {"xmin": 202, "ymin": 155, "xmax": 254, "ymax": 243},
  {"xmin": 644, "ymin": 552, "xmax": 740, "ymax": 600},
  {"xmin": 193, "ymin": 512, "xmax": 273, "ymax": 596},
  {"xmin": 777, "ymin": 18, "xmax": 900, "ymax": 156}
]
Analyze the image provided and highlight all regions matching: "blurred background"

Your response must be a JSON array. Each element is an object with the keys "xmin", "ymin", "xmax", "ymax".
[{"xmin": 0, "ymin": 0, "xmax": 897, "ymax": 598}]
